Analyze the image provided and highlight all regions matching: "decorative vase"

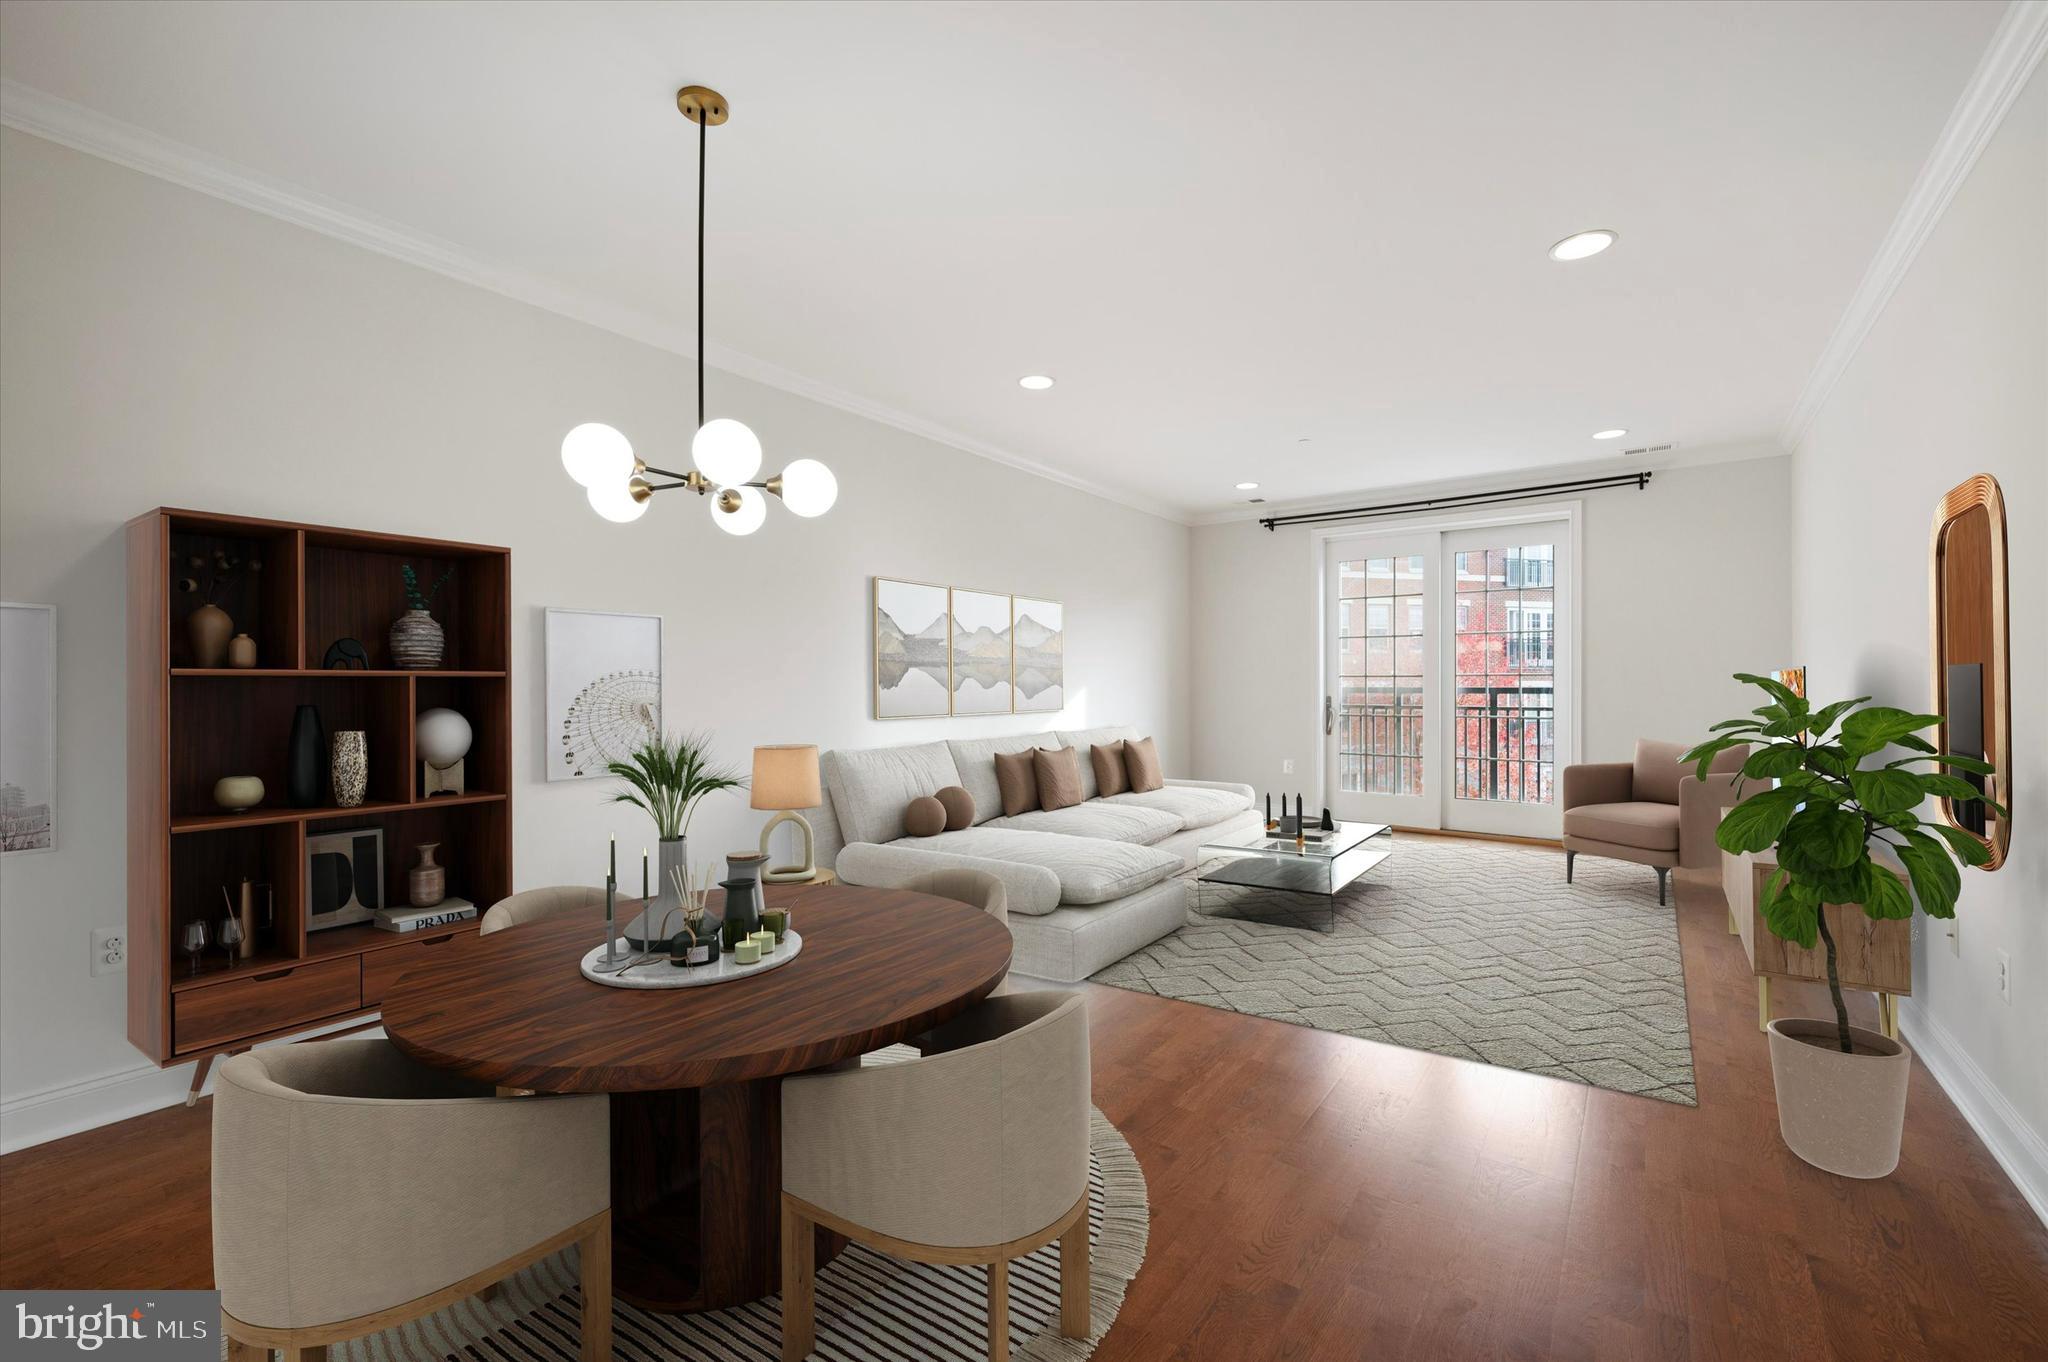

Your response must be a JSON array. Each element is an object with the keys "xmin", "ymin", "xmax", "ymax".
[
  {"xmin": 1766, "ymin": 1018, "xmax": 1912, "ymax": 1178},
  {"xmin": 187, "ymin": 603, "xmax": 233, "ymax": 668},
  {"xmin": 408, "ymin": 842, "xmax": 446, "ymax": 908},
  {"xmin": 331, "ymin": 730, "xmax": 368, "ymax": 808},
  {"xmin": 725, "ymin": 851, "xmax": 767, "ymax": 887},
  {"xmin": 212, "ymin": 775, "xmax": 264, "ymax": 811},
  {"xmin": 226, "ymin": 633, "xmax": 258, "ymax": 669},
  {"xmin": 389, "ymin": 608, "xmax": 445, "ymax": 670},
  {"xmin": 719, "ymin": 876, "xmax": 762, "ymax": 950},
  {"xmin": 285, "ymin": 704, "xmax": 325, "ymax": 807}
]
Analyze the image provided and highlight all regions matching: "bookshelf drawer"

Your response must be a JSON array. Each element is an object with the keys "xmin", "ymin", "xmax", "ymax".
[
  {"xmin": 361, "ymin": 929, "xmax": 468, "ymax": 1006},
  {"xmin": 174, "ymin": 958, "xmax": 362, "ymax": 1053}
]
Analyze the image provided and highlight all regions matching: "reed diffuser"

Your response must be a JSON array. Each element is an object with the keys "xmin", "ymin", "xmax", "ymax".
[{"xmin": 666, "ymin": 865, "xmax": 721, "ymax": 967}]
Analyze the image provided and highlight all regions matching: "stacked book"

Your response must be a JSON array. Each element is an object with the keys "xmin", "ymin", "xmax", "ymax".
[{"xmin": 374, "ymin": 898, "xmax": 477, "ymax": 933}]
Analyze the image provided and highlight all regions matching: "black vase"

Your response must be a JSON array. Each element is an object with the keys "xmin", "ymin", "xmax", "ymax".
[
  {"xmin": 286, "ymin": 704, "xmax": 325, "ymax": 807},
  {"xmin": 719, "ymin": 877, "xmax": 762, "ymax": 949}
]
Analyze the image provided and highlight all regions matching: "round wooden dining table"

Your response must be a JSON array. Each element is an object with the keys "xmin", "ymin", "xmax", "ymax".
[{"xmin": 380, "ymin": 881, "xmax": 1012, "ymax": 1313}]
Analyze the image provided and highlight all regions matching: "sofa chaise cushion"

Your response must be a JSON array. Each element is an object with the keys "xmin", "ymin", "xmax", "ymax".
[
  {"xmin": 1104, "ymin": 784, "xmax": 1248, "ymax": 830},
  {"xmin": 824, "ymin": 741, "xmax": 966, "ymax": 846},
  {"xmin": 896, "ymin": 826, "xmax": 1182, "ymax": 909},
  {"xmin": 985, "ymin": 801, "xmax": 1182, "ymax": 845},
  {"xmin": 1562, "ymin": 801, "xmax": 1681, "ymax": 851}
]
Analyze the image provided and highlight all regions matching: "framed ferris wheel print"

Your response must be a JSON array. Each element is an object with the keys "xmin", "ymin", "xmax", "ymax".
[{"xmin": 544, "ymin": 607, "xmax": 663, "ymax": 780}]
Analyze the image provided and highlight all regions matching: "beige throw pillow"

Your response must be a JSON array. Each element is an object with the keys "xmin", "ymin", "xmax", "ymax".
[
  {"xmin": 1123, "ymin": 736, "xmax": 1164, "ymax": 793},
  {"xmin": 1035, "ymin": 747, "xmax": 1085, "ymax": 811},
  {"xmin": 1091, "ymin": 740, "xmax": 1130, "ymax": 798},
  {"xmin": 994, "ymin": 749, "xmax": 1040, "ymax": 817}
]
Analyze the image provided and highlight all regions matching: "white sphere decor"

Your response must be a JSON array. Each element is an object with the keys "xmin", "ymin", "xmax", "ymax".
[
  {"xmin": 560, "ymin": 422, "xmax": 635, "ymax": 488},
  {"xmin": 777, "ymin": 458, "xmax": 839, "ymax": 516},
  {"xmin": 416, "ymin": 708, "xmax": 473, "ymax": 770},
  {"xmin": 692, "ymin": 417, "xmax": 763, "ymax": 487}
]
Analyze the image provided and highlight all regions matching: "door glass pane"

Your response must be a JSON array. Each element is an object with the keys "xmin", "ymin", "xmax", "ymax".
[
  {"xmin": 1336, "ymin": 556, "xmax": 1423, "ymax": 796},
  {"xmin": 1453, "ymin": 544, "xmax": 1554, "ymax": 803}
]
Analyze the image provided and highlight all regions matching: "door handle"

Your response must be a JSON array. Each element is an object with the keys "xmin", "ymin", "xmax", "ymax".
[{"xmin": 1324, "ymin": 695, "xmax": 1334, "ymax": 735}]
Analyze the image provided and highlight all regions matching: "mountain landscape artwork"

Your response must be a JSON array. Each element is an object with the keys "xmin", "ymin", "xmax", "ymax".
[
  {"xmin": 1013, "ymin": 596, "xmax": 1064, "ymax": 712},
  {"xmin": 950, "ymin": 589, "xmax": 1014, "ymax": 714},
  {"xmin": 873, "ymin": 577, "xmax": 952, "ymax": 718}
]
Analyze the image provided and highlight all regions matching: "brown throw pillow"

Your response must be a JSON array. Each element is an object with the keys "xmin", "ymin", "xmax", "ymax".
[
  {"xmin": 904, "ymin": 795, "xmax": 946, "ymax": 839},
  {"xmin": 1092, "ymin": 740, "xmax": 1130, "ymax": 798},
  {"xmin": 935, "ymin": 784, "xmax": 975, "ymax": 831},
  {"xmin": 994, "ymin": 749, "xmax": 1040, "ymax": 817},
  {"xmin": 1035, "ymin": 747, "xmax": 1085, "ymax": 811},
  {"xmin": 1124, "ymin": 736, "xmax": 1164, "ymax": 793}
]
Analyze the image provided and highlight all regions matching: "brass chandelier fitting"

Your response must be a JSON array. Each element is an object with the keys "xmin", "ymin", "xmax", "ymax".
[{"xmin": 559, "ymin": 85, "xmax": 837, "ymax": 534}]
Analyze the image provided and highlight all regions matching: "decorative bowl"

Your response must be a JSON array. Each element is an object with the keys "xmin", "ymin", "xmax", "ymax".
[{"xmin": 213, "ymin": 775, "xmax": 265, "ymax": 810}]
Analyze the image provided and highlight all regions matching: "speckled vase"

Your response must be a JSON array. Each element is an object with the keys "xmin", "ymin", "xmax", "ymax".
[
  {"xmin": 331, "ymin": 730, "xmax": 368, "ymax": 808},
  {"xmin": 389, "ymin": 608, "xmax": 444, "ymax": 670}
]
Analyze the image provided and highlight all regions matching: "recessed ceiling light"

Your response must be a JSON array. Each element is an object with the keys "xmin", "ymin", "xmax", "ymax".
[
  {"xmin": 1018, "ymin": 374, "xmax": 1054, "ymax": 390},
  {"xmin": 1235, "ymin": 482, "xmax": 1259, "ymax": 491},
  {"xmin": 1593, "ymin": 428, "xmax": 1628, "ymax": 440},
  {"xmin": 1549, "ymin": 229, "xmax": 1617, "ymax": 262}
]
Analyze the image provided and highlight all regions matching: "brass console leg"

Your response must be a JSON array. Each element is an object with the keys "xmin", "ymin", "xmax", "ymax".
[
  {"xmin": 1878, "ymin": 993, "xmax": 1900, "ymax": 1041},
  {"xmin": 1757, "ymin": 976, "xmax": 1771, "ymax": 1033},
  {"xmin": 1727, "ymin": 903, "xmax": 1738, "ymax": 935}
]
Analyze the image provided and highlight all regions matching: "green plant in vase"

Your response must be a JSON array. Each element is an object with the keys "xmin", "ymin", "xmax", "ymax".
[
  {"xmin": 607, "ymin": 731, "xmax": 746, "ymax": 933},
  {"xmin": 1685, "ymin": 673, "xmax": 2001, "ymax": 1177}
]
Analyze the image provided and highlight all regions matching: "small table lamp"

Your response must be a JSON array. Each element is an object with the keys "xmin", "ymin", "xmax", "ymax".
[{"xmin": 752, "ymin": 744, "xmax": 822, "ymax": 883}]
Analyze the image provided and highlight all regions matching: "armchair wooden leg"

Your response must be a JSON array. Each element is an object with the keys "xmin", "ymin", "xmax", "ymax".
[
  {"xmin": 281, "ymin": 1349, "xmax": 327, "ymax": 1362},
  {"xmin": 224, "ymin": 1335, "xmax": 263, "ymax": 1362},
  {"xmin": 1059, "ymin": 1214, "xmax": 1090, "ymax": 1339},
  {"xmin": 782, "ymin": 1197, "xmax": 816, "ymax": 1362},
  {"xmin": 987, "ymin": 1258, "xmax": 1010, "ymax": 1362},
  {"xmin": 477, "ymin": 1282, "xmax": 501, "ymax": 1304},
  {"xmin": 578, "ymin": 1211, "xmax": 611, "ymax": 1362},
  {"xmin": 1564, "ymin": 850, "xmax": 1575, "ymax": 884}
]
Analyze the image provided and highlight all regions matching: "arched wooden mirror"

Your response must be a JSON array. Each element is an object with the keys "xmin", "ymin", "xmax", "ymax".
[{"xmin": 1930, "ymin": 474, "xmax": 2010, "ymax": 870}]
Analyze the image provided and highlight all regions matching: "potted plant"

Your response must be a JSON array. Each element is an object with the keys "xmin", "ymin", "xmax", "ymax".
[
  {"xmin": 390, "ymin": 563, "xmax": 456, "ymax": 669},
  {"xmin": 1685, "ymin": 673, "xmax": 2001, "ymax": 1178},
  {"xmin": 607, "ymin": 731, "xmax": 746, "ymax": 937}
]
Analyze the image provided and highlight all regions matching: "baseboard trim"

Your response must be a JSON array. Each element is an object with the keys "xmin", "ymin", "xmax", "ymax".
[
  {"xmin": 1899, "ymin": 1000, "xmax": 2048, "ymax": 1230},
  {"xmin": 0, "ymin": 1018, "xmax": 386, "ymax": 1155}
]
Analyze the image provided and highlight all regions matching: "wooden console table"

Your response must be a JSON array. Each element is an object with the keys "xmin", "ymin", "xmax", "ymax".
[{"xmin": 1722, "ymin": 851, "xmax": 1910, "ymax": 1039}]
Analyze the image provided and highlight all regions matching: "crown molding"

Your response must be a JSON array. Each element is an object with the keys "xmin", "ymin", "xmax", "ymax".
[
  {"xmin": 1779, "ymin": 1, "xmax": 2048, "ymax": 451},
  {"xmin": 1185, "ymin": 440, "xmax": 1786, "ymax": 528},
  {"xmin": 0, "ymin": 79, "xmax": 1188, "ymax": 526}
]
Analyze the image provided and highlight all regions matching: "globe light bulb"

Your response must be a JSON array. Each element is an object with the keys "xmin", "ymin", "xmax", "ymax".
[
  {"xmin": 561, "ymin": 422, "xmax": 635, "ymax": 488},
  {"xmin": 776, "ymin": 458, "xmax": 838, "ymax": 517},
  {"xmin": 711, "ymin": 483, "xmax": 766, "ymax": 536},
  {"xmin": 587, "ymin": 477, "xmax": 649, "ymax": 523},
  {"xmin": 692, "ymin": 417, "xmax": 762, "ymax": 487}
]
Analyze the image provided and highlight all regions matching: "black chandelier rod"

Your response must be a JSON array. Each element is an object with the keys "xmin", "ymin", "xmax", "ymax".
[
  {"xmin": 697, "ymin": 110, "xmax": 707, "ymax": 431},
  {"xmin": 1258, "ymin": 471, "xmax": 1652, "ymax": 531}
]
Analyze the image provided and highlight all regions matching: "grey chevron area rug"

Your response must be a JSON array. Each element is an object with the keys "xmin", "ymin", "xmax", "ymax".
[{"xmin": 1091, "ymin": 835, "xmax": 1698, "ymax": 1105}]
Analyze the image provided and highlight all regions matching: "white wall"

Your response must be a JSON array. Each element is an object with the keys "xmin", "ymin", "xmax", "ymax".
[
  {"xmin": 1188, "ymin": 456, "xmax": 1794, "ymax": 799},
  {"xmin": 1790, "ymin": 66, "xmax": 2047, "ymax": 1216},
  {"xmin": 0, "ymin": 129, "xmax": 1190, "ymax": 1145}
]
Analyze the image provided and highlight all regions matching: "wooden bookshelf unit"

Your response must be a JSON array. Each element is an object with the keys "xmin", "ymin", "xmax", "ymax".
[{"xmin": 126, "ymin": 508, "xmax": 512, "ymax": 1084}]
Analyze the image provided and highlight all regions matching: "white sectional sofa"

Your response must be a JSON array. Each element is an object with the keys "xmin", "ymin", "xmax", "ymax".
[{"xmin": 809, "ymin": 726, "xmax": 1261, "ymax": 981}]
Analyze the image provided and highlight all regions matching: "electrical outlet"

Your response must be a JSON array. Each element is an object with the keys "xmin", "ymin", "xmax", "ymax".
[
  {"xmin": 1997, "ymin": 948, "xmax": 2011, "ymax": 1005},
  {"xmin": 90, "ymin": 927, "xmax": 126, "ymax": 977},
  {"xmin": 1282, "ymin": 759, "xmax": 1295, "ymax": 775}
]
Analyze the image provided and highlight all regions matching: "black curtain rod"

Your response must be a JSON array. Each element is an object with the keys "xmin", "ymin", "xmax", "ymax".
[{"xmin": 1258, "ymin": 470, "xmax": 1652, "ymax": 531}]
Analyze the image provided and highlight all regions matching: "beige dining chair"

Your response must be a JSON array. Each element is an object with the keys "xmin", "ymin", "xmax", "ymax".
[
  {"xmin": 480, "ymin": 884, "xmax": 607, "ymax": 935},
  {"xmin": 212, "ymin": 1038, "xmax": 612, "ymax": 1362},
  {"xmin": 779, "ymin": 991, "xmax": 1091, "ymax": 1362},
  {"xmin": 891, "ymin": 866, "xmax": 1012, "ymax": 994}
]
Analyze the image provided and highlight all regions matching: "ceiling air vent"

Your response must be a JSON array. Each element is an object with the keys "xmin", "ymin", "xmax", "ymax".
[
  {"xmin": 1623, "ymin": 442, "xmax": 1676, "ymax": 457},
  {"xmin": 1246, "ymin": 497, "xmax": 1266, "ymax": 503}
]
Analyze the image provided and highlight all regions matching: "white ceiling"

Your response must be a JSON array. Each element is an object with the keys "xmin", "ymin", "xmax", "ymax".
[{"xmin": 0, "ymin": 1, "xmax": 2007, "ymax": 519}]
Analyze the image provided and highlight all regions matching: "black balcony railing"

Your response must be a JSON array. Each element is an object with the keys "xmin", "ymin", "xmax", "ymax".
[{"xmin": 1337, "ymin": 695, "xmax": 1554, "ymax": 803}]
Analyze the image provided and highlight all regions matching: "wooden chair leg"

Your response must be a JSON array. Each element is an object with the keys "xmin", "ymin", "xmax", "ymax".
[
  {"xmin": 782, "ymin": 1197, "xmax": 815, "ymax": 1362},
  {"xmin": 224, "ymin": 1332, "xmax": 264, "ymax": 1362},
  {"xmin": 579, "ymin": 1212, "xmax": 611, "ymax": 1362},
  {"xmin": 281, "ymin": 1349, "xmax": 327, "ymax": 1362},
  {"xmin": 987, "ymin": 1258, "xmax": 1010, "ymax": 1362},
  {"xmin": 1059, "ymin": 1213, "xmax": 1090, "ymax": 1339},
  {"xmin": 477, "ymin": 1281, "xmax": 502, "ymax": 1304}
]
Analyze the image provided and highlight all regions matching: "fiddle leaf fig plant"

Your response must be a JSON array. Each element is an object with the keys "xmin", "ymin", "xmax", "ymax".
[{"xmin": 1684, "ymin": 673, "xmax": 2002, "ymax": 1055}]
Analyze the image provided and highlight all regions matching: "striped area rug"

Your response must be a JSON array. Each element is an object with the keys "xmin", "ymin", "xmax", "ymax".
[{"xmin": 328, "ymin": 1060, "xmax": 1146, "ymax": 1361}]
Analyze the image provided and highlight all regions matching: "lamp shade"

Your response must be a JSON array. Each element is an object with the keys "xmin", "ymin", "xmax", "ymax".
[{"xmin": 751, "ymin": 744, "xmax": 821, "ymax": 810}]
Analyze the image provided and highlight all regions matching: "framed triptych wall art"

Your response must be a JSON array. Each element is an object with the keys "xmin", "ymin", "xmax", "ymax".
[{"xmin": 872, "ymin": 578, "xmax": 1064, "ymax": 719}]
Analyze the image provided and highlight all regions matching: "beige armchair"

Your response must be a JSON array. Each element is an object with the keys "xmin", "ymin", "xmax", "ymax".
[
  {"xmin": 889, "ymin": 866, "xmax": 1013, "ymax": 994},
  {"xmin": 779, "ymin": 992, "xmax": 1091, "ymax": 1362},
  {"xmin": 480, "ymin": 884, "xmax": 607, "ymax": 935},
  {"xmin": 1561, "ymin": 739, "xmax": 1747, "ymax": 904},
  {"xmin": 212, "ymin": 1038, "xmax": 611, "ymax": 1361}
]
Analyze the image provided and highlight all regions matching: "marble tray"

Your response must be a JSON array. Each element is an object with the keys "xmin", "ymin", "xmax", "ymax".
[{"xmin": 579, "ymin": 929, "xmax": 803, "ymax": 989}]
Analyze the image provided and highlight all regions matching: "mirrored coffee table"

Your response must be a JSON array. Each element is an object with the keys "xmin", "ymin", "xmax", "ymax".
[{"xmin": 1194, "ymin": 820, "xmax": 1393, "ymax": 930}]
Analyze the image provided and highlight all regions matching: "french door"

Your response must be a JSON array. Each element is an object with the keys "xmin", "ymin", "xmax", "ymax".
[{"xmin": 1323, "ymin": 517, "xmax": 1573, "ymax": 837}]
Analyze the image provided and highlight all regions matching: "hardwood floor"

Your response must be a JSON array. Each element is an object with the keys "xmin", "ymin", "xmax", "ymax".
[{"xmin": 4, "ymin": 863, "xmax": 2045, "ymax": 1360}]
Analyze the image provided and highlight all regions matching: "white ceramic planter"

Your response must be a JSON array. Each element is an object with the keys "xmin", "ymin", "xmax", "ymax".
[{"xmin": 1766, "ymin": 1018, "xmax": 1911, "ymax": 1178}]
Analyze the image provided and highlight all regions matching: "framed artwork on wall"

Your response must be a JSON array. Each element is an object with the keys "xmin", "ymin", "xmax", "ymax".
[
  {"xmin": 873, "ymin": 578, "xmax": 951, "ymax": 719},
  {"xmin": 545, "ymin": 607, "xmax": 663, "ymax": 779},
  {"xmin": 1013, "ymin": 596, "xmax": 1065, "ymax": 713},
  {"xmin": 0, "ymin": 602, "xmax": 56, "ymax": 854},
  {"xmin": 950, "ymin": 588, "xmax": 1015, "ymax": 715}
]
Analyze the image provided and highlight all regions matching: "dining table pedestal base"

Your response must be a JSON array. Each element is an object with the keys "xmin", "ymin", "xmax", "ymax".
[{"xmin": 609, "ymin": 1078, "xmax": 848, "ymax": 1313}]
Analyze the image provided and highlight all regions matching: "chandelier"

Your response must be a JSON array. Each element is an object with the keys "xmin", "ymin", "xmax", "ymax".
[{"xmin": 560, "ymin": 85, "xmax": 836, "ymax": 534}]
